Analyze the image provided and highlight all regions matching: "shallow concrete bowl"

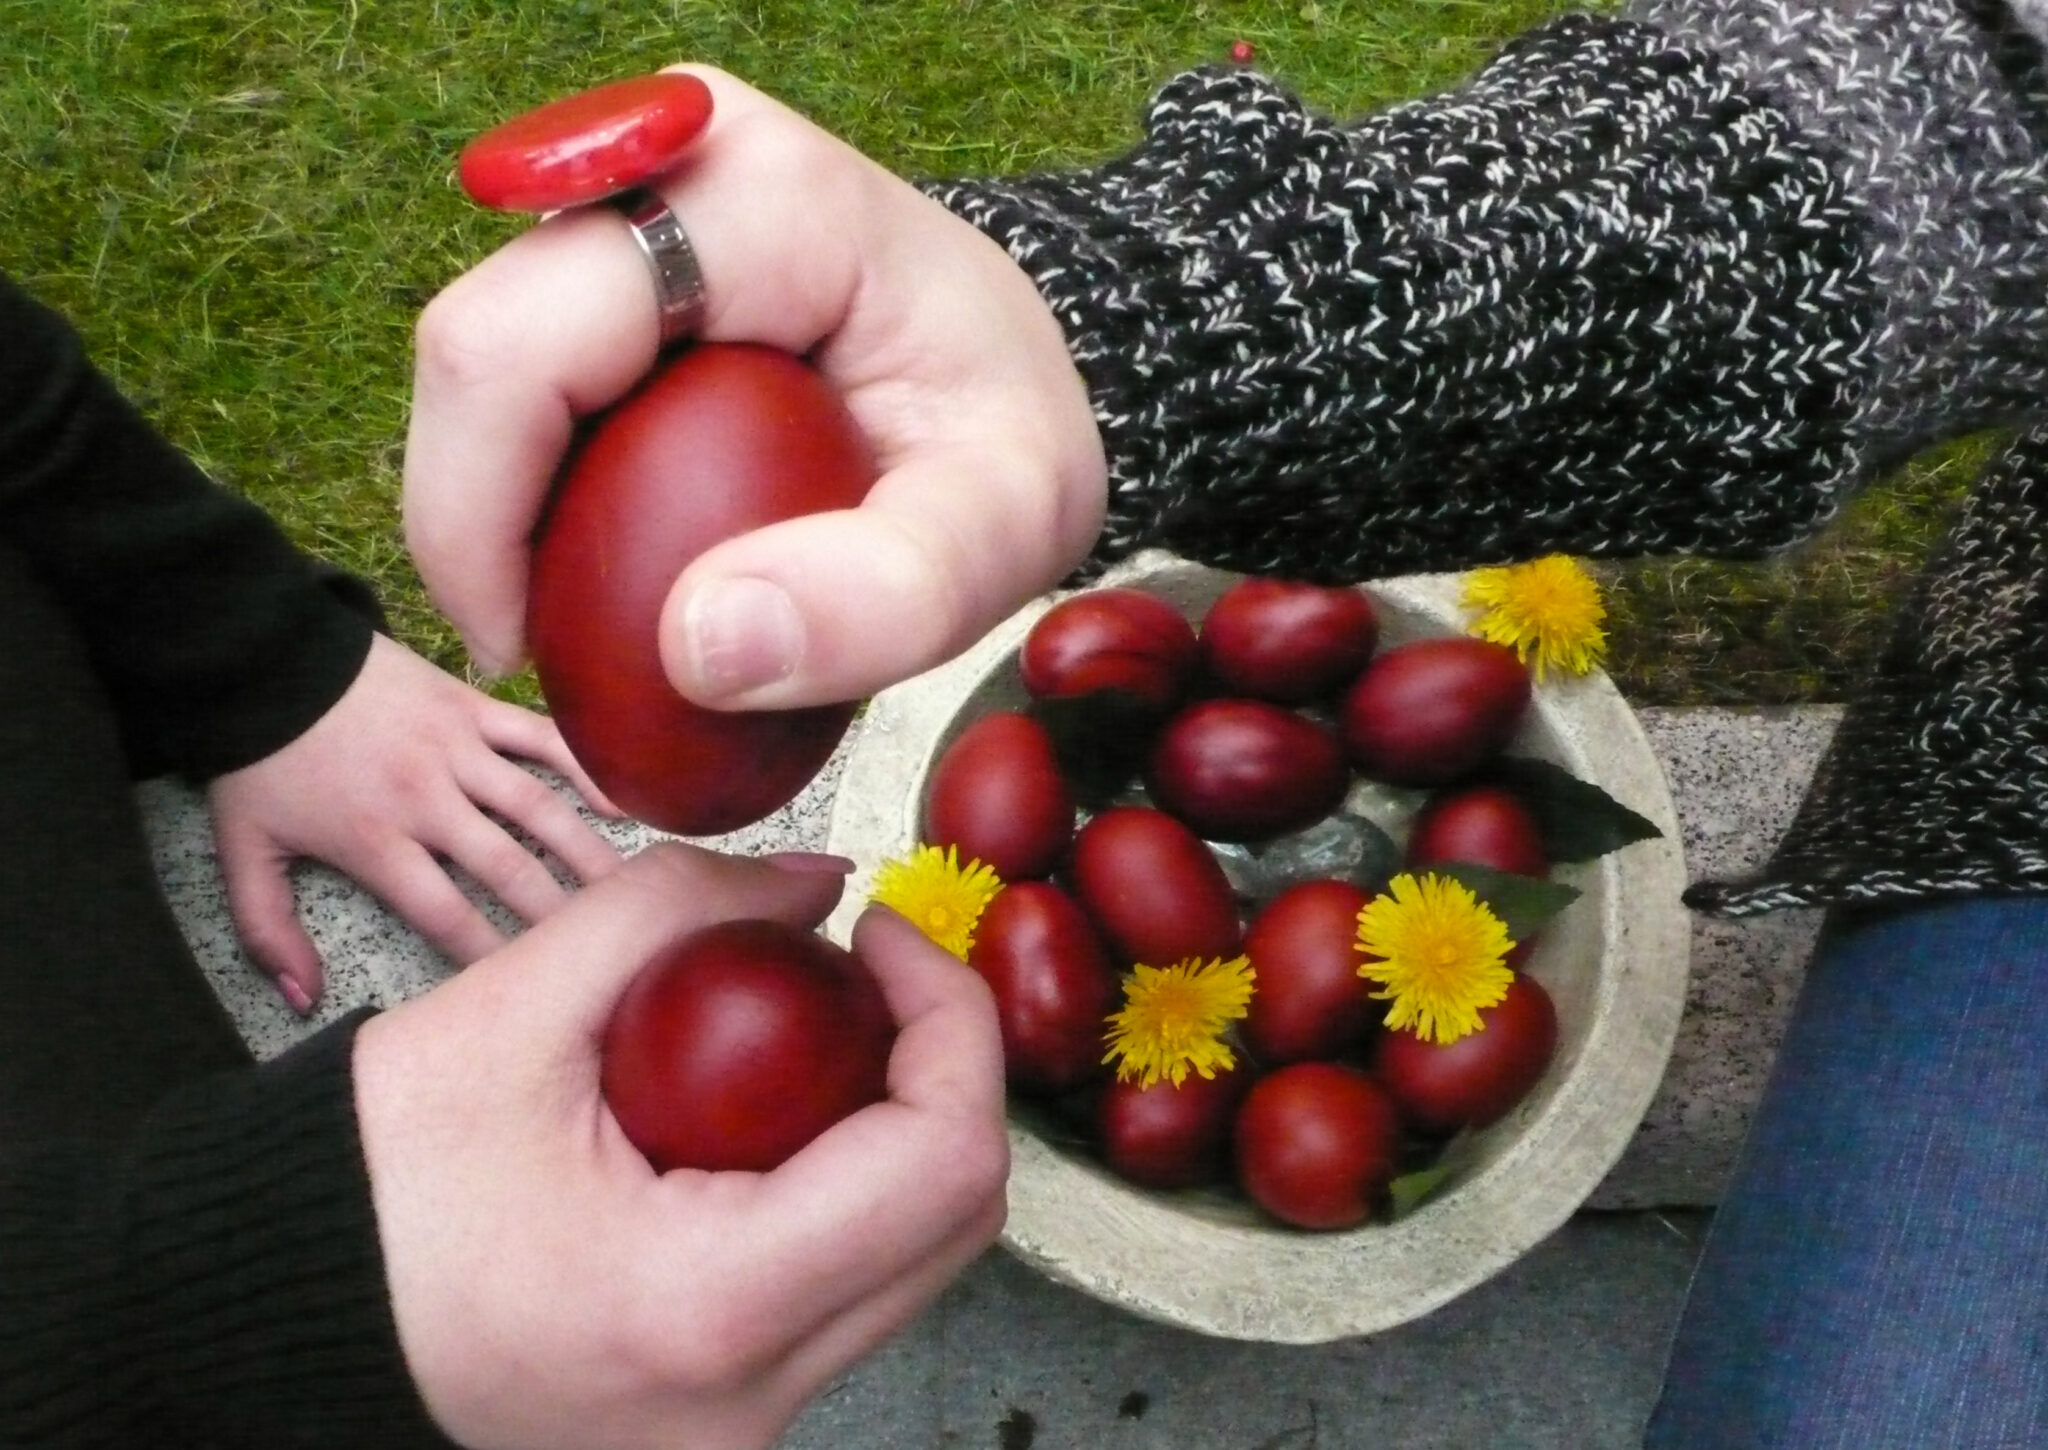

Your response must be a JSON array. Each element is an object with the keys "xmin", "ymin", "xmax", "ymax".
[{"xmin": 825, "ymin": 553, "xmax": 1689, "ymax": 1343}]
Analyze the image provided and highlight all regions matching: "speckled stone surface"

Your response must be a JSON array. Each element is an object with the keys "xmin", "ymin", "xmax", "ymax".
[
  {"xmin": 141, "ymin": 702, "xmax": 1836, "ymax": 1212},
  {"xmin": 1583, "ymin": 705, "xmax": 1839, "ymax": 1209}
]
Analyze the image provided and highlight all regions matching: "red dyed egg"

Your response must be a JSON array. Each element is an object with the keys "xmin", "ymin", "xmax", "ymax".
[
  {"xmin": 1234, "ymin": 1062, "xmax": 1402, "ymax": 1230},
  {"xmin": 1068, "ymin": 806, "xmax": 1241, "ymax": 967},
  {"xmin": 1096, "ymin": 1064, "xmax": 1249, "ymax": 1189},
  {"xmin": 1020, "ymin": 588, "xmax": 1199, "ymax": 712},
  {"xmin": 601, "ymin": 918, "xmax": 896, "ymax": 1173},
  {"xmin": 1145, "ymin": 698, "xmax": 1350, "ymax": 843},
  {"xmin": 1375, "ymin": 973, "xmax": 1558, "ymax": 1133},
  {"xmin": 528, "ymin": 344, "xmax": 875, "ymax": 835},
  {"xmin": 1405, "ymin": 785, "xmax": 1549, "ymax": 879},
  {"xmin": 1199, "ymin": 578, "xmax": 1379, "ymax": 703},
  {"xmin": 459, "ymin": 73, "xmax": 715, "ymax": 212},
  {"xmin": 969, "ymin": 882, "xmax": 1120, "ymax": 1094},
  {"xmin": 1340, "ymin": 637, "xmax": 1532, "ymax": 786},
  {"xmin": 1241, "ymin": 880, "xmax": 1376, "ymax": 1064},
  {"xmin": 924, "ymin": 711, "xmax": 1075, "ymax": 881}
]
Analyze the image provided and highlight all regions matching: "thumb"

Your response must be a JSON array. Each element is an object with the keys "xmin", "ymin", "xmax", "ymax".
[
  {"xmin": 216, "ymin": 828, "xmax": 325, "ymax": 1014},
  {"xmin": 457, "ymin": 843, "xmax": 852, "ymax": 1050}
]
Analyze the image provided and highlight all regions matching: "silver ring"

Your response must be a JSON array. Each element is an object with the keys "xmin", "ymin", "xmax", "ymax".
[{"xmin": 613, "ymin": 186, "xmax": 707, "ymax": 346}]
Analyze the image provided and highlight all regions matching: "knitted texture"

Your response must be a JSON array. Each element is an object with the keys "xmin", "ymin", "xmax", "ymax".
[
  {"xmin": 1689, "ymin": 425, "xmax": 2048, "ymax": 915},
  {"xmin": 927, "ymin": 16, "xmax": 1878, "ymax": 581}
]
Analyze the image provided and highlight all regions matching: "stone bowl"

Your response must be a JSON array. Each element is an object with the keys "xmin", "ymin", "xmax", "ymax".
[{"xmin": 825, "ymin": 552, "xmax": 1689, "ymax": 1343}]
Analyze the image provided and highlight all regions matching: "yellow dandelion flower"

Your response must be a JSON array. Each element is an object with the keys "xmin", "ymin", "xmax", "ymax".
[
  {"xmin": 868, "ymin": 844, "xmax": 1003, "ymax": 961},
  {"xmin": 1462, "ymin": 555, "xmax": 1609, "ymax": 679},
  {"xmin": 1103, "ymin": 955, "xmax": 1256, "ymax": 1089},
  {"xmin": 1356, "ymin": 873, "xmax": 1515, "ymax": 1045}
]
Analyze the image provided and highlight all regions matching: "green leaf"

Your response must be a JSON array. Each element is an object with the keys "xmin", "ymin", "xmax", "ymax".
[
  {"xmin": 1028, "ymin": 689, "xmax": 1161, "ymax": 809},
  {"xmin": 1427, "ymin": 862, "xmax": 1581, "ymax": 942},
  {"xmin": 1386, "ymin": 1160, "xmax": 1456, "ymax": 1219},
  {"xmin": 1480, "ymin": 756, "xmax": 1663, "ymax": 863}
]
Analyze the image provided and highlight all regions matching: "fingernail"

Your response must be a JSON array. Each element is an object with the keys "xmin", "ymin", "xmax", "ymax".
[
  {"xmin": 275, "ymin": 976, "xmax": 315, "ymax": 1015},
  {"xmin": 764, "ymin": 851, "xmax": 857, "ymax": 875},
  {"xmin": 684, "ymin": 578, "xmax": 804, "ymax": 698}
]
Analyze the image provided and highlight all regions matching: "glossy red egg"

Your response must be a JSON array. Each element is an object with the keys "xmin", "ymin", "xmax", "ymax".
[
  {"xmin": 459, "ymin": 73, "xmax": 715, "ymax": 212},
  {"xmin": 1145, "ymin": 698, "xmax": 1349, "ymax": 843},
  {"xmin": 1199, "ymin": 579, "xmax": 1379, "ymax": 702},
  {"xmin": 601, "ymin": 918, "xmax": 896, "ymax": 1173},
  {"xmin": 924, "ymin": 711, "xmax": 1074, "ymax": 881},
  {"xmin": 1234, "ymin": 1062, "xmax": 1402, "ymax": 1230},
  {"xmin": 1020, "ymin": 588, "xmax": 1199, "ymax": 712},
  {"xmin": 1375, "ymin": 973, "xmax": 1558, "ymax": 1133},
  {"xmin": 1096, "ymin": 1064, "xmax": 1249, "ymax": 1190},
  {"xmin": 1068, "ymin": 806, "xmax": 1241, "ymax": 967},
  {"xmin": 968, "ymin": 882, "xmax": 1120, "ymax": 1094},
  {"xmin": 528, "ymin": 344, "xmax": 875, "ymax": 835},
  {"xmin": 1340, "ymin": 637, "xmax": 1532, "ymax": 786},
  {"xmin": 1405, "ymin": 785, "xmax": 1549, "ymax": 879},
  {"xmin": 1241, "ymin": 880, "xmax": 1375, "ymax": 1064}
]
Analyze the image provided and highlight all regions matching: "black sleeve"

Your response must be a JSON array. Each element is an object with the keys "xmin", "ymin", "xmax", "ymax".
[
  {"xmin": 922, "ymin": 6, "xmax": 2048, "ymax": 581},
  {"xmin": 0, "ymin": 1011, "xmax": 457, "ymax": 1449},
  {"xmin": 0, "ymin": 272, "xmax": 381, "ymax": 781}
]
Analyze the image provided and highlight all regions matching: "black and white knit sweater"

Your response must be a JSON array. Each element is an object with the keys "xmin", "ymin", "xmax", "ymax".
[{"xmin": 925, "ymin": 0, "xmax": 2048, "ymax": 915}]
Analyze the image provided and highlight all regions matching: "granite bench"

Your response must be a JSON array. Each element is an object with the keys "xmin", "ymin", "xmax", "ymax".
[{"xmin": 140, "ymin": 703, "xmax": 1839, "ymax": 1210}]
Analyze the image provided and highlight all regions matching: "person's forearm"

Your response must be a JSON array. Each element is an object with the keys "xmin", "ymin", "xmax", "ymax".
[
  {"xmin": 0, "ymin": 1013, "xmax": 453, "ymax": 1448},
  {"xmin": 927, "ymin": 1, "xmax": 2048, "ymax": 580},
  {"xmin": 0, "ymin": 272, "xmax": 380, "ymax": 779}
]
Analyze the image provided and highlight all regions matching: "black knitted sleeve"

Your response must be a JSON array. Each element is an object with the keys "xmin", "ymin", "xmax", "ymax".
[{"xmin": 926, "ymin": 4, "xmax": 2048, "ymax": 584}]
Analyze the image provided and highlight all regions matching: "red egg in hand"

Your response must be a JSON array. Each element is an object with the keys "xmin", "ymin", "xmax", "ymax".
[
  {"xmin": 1069, "ymin": 806, "xmax": 1241, "ymax": 967},
  {"xmin": 1241, "ymin": 880, "xmax": 1376, "ymax": 1064},
  {"xmin": 528, "ymin": 344, "xmax": 876, "ymax": 836},
  {"xmin": 1021, "ymin": 588, "xmax": 1199, "ymax": 712},
  {"xmin": 1406, "ymin": 785, "xmax": 1549, "ymax": 879},
  {"xmin": 925, "ymin": 711, "xmax": 1074, "ymax": 881},
  {"xmin": 1097, "ymin": 1064, "xmax": 1249, "ymax": 1190},
  {"xmin": 1375, "ymin": 973, "xmax": 1558, "ymax": 1133},
  {"xmin": 1234, "ymin": 1062, "xmax": 1402, "ymax": 1230},
  {"xmin": 969, "ymin": 882, "xmax": 1120, "ymax": 1094},
  {"xmin": 1341, "ymin": 637, "xmax": 1532, "ymax": 786},
  {"xmin": 601, "ymin": 918, "xmax": 896, "ymax": 1173},
  {"xmin": 1199, "ymin": 578, "xmax": 1379, "ymax": 703},
  {"xmin": 1145, "ymin": 698, "xmax": 1349, "ymax": 843}
]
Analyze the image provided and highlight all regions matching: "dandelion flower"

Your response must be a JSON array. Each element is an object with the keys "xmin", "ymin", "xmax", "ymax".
[
  {"xmin": 1357, "ymin": 873, "xmax": 1515, "ymax": 1045},
  {"xmin": 868, "ymin": 844, "xmax": 1003, "ymax": 961},
  {"xmin": 1462, "ymin": 555, "xmax": 1608, "ymax": 679},
  {"xmin": 1103, "ymin": 955, "xmax": 1256, "ymax": 1088}
]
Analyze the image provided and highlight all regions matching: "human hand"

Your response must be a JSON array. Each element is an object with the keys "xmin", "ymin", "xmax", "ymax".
[
  {"xmin": 206, "ymin": 633, "xmax": 624, "ymax": 1011},
  {"xmin": 403, "ymin": 66, "xmax": 1106, "ymax": 712},
  {"xmin": 353, "ymin": 845, "xmax": 1009, "ymax": 1450}
]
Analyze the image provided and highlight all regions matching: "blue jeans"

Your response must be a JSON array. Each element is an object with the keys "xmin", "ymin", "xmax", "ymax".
[{"xmin": 1645, "ymin": 898, "xmax": 2048, "ymax": 1449}]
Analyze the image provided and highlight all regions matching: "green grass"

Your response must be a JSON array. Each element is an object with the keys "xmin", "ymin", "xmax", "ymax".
[{"xmin": 0, "ymin": 0, "xmax": 1976, "ymax": 705}]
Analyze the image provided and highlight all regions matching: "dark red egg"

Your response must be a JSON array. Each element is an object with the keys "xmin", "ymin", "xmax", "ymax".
[
  {"xmin": 600, "ymin": 918, "xmax": 895, "ymax": 1173},
  {"xmin": 528, "ymin": 343, "xmax": 875, "ymax": 836},
  {"xmin": 968, "ymin": 882, "xmax": 1120, "ymax": 1094},
  {"xmin": 1145, "ymin": 698, "xmax": 1350, "ymax": 843},
  {"xmin": 1375, "ymin": 973, "xmax": 1558, "ymax": 1133},
  {"xmin": 925, "ymin": 711, "xmax": 1074, "ymax": 881},
  {"xmin": 1097, "ymin": 1064, "xmax": 1249, "ymax": 1189},
  {"xmin": 1068, "ymin": 806, "xmax": 1241, "ymax": 967},
  {"xmin": 1405, "ymin": 785, "xmax": 1549, "ymax": 879},
  {"xmin": 1234, "ymin": 1062, "xmax": 1402, "ymax": 1230},
  {"xmin": 1199, "ymin": 578, "xmax": 1379, "ymax": 702},
  {"xmin": 1241, "ymin": 880, "xmax": 1375, "ymax": 1064},
  {"xmin": 1340, "ymin": 637, "xmax": 1532, "ymax": 786},
  {"xmin": 1020, "ymin": 588, "xmax": 1199, "ymax": 712}
]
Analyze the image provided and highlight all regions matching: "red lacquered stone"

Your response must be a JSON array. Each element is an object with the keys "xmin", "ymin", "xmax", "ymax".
[{"xmin": 459, "ymin": 73, "xmax": 715, "ymax": 212}]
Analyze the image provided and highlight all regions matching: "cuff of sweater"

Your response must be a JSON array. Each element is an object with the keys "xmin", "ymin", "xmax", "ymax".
[
  {"xmin": 119, "ymin": 1008, "xmax": 454, "ymax": 1449},
  {"xmin": 923, "ymin": 16, "xmax": 1876, "ymax": 580}
]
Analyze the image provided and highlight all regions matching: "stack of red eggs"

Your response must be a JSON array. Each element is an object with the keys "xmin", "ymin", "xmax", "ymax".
[{"xmin": 922, "ymin": 578, "xmax": 1653, "ymax": 1231}]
